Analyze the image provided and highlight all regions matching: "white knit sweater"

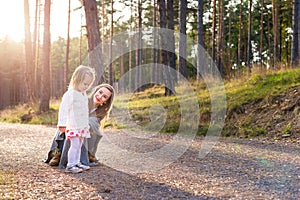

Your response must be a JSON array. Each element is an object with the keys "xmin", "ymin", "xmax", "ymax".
[{"xmin": 57, "ymin": 88, "xmax": 89, "ymax": 129}]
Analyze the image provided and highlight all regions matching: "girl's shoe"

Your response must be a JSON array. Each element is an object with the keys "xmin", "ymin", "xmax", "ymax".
[
  {"xmin": 65, "ymin": 166, "xmax": 83, "ymax": 173},
  {"xmin": 76, "ymin": 163, "xmax": 90, "ymax": 171}
]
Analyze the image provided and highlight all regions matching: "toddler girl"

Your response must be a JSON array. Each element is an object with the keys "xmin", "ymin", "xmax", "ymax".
[{"xmin": 57, "ymin": 65, "xmax": 95, "ymax": 173}]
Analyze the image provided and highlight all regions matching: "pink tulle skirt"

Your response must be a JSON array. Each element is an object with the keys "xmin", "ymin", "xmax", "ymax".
[{"xmin": 66, "ymin": 127, "xmax": 90, "ymax": 140}]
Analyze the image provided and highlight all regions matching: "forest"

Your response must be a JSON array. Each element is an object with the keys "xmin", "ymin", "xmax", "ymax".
[{"xmin": 0, "ymin": 0, "xmax": 299, "ymax": 111}]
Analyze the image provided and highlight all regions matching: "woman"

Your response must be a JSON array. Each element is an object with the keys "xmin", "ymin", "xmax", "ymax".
[{"xmin": 44, "ymin": 83, "xmax": 115, "ymax": 168}]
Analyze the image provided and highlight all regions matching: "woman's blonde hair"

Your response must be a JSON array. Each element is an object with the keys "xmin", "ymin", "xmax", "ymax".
[{"xmin": 69, "ymin": 65, "xmax": 95, "ymax": 90}]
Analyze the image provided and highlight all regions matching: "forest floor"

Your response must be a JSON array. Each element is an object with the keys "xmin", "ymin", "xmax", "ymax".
[{"xmin": 0, "ymin": 122, "xmax": 299, "ymax": 199}]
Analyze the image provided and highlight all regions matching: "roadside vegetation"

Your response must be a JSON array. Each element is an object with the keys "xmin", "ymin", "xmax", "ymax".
[{"xmin": 1, "ymin": 67, "xmax": 300, "ymax": 138}]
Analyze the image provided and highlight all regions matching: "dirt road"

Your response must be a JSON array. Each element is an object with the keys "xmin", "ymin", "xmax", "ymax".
[{"xmin": 0, "ymin": 122, "xmax": 299, "ymax": 199}]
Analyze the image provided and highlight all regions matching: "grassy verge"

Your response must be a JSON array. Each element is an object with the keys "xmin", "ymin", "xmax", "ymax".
[
  {"xmin": 114, "ymin": 68, "xmax": 300, "ymax": 136},
  {"xmin": 1, "ymin": 68, "xmax": 300, "ymax": 137},
  {"xmin": 0, "ymin": 100, "xmax": 59, "ymax": 125}
]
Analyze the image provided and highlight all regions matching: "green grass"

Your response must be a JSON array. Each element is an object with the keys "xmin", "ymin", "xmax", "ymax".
[
  {"xmin": 1, "ymin": 68, "xmax": 300, "ymax": 136},
  {"xmin": 0, "ymin": 101, "xmax": 59, "ymax": 125},
  {"xmin": 226, "ymin": 69, "xmax": 300, "ymax": 111},
  {"xmin": 115, "ymin": 68, "xmax": 300, "ymax": 136}
]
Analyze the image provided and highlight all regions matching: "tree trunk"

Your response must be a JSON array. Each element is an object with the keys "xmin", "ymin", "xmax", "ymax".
[
  {"xmin": 134, "ymin": 0, "xmax": 142, "ymax": 91},
  {"xmin": 246, "ymin": 0, "xmax": 252, "ymax": 75},
  {"xmin": 197, "ymin": 0, "xmax": 205, "ymax": 79},
  {"xmin": 237, "ymin": 0, "xmax": 243, "ymax": 77},
  {"xmin": 35, "ymin": 3, "xmax": 42, "ymax": 98},
  {"xmin": 101, "ymin": 0, "xmax": 105, "ymax": 66},
  {"xmin": 83, "ymin": 0, "xmax": 105, "ymax": 85},
  {"xmin": 211, "ymin": 0, "xmax": 217, "ymax": 63},
  {"xmin": 291, "ymin": 0, "xmax": 300, "ymax": 66},
  {"xmin": 33, "ymin": 0, "xmax": 39, "ymax": 98},
  {"xmin": 227, "ymin": 3, "xmax": 233, "ymax": 78},
  {"xmin": 259, "ymin": 0, "xmax": 264, "ymax": 71},
  {"xmin": 120, "ymin": 55, "xmax": 125, "ymax": 79},
  {"xmin": 151, "ymin": 0, "xmax": 158, "ymax": 84},
  {"xmin": 65, "ymin": 0, "xmax": 71, "ymax": 89},
  {"xmin": 166, "ymin": 0, "xmax": 175, "ymax": 96},
  {"xmin": 24, "ymin": 0, "xmax": 35, "ymax": 102},
  {"xmin": 217, "ymin": 0, "xmax": 224, "ymax": 77},
  {"xmin": 129, "ymin": 0, "xmax": 133, "ymax": 91},
  {"xmin": 108, "ymin": 0, "xmax": 113, "ymax": 85},
  {"xmin": 39, "ymin": 0, "xmax": 51, "ymax": 112},
  {"xmin": 267, "ymin": 11, "xmax": 272, "ymax": 68},
  {"xmin": 158, "ymin": 0, "xmax": 169, "ymax": 92},
  {"xmin": 272, "ymin": 0, "xmax": 279, "ymax": 68},
  {"xmin": 179, "ymin": 0, "xmax": 187, "ymax": 78},
  {"xmin": 138, "ymin": 0, "xmax": 143, "ymax": 89}
]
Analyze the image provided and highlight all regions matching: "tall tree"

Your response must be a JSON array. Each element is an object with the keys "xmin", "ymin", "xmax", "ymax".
[
  {"xmin": 259, "ymin": 0, "xmax": 264, "ymax": 71},
  {"xmin": 211, "ymin": 0, "xmax": 217, "ymax": 63},
  {"xmin": 246, "ymin": 0, "xmax": 252, "ymax": 75},
  {"xmin": 35, "ymin": 2, "xmax": 42, "ymax": 97},
  {"xmin": 167, "ymin": 0, "xmax": 175, "ymax": 70},
  {"xmin": 136, "ymin": 0, "xmax": 143, "ymax": 91},
  {"xmin": 166, "ymin": 0, "xmax": 176, "ymax": 95},
  {"xmin": 24, "ymin": 0, "xmax": 35, "ymax": 102},
  {"xmin": 179, "ymin": 0, "xmax": 187, "ymax": 78},
  {"xmin": 83, "ymin": 0, "xmax": 105, "ymax": 84},
  {"xmin": 272, "ymin": 0, "xmax": 279, "ymax": 68},
  {"xmin": 65, "ymin": 0, "xmax": 71, "ymax": 89},
  {"xmin": 226, "ymin": 1, "xmax": 233, "ymax": 78},
  {"xmin": 197, "ymin": 0, "xmax": 204, "ymax": 80},
  {"xmin": 39, "ymin": 0, "xmax": 51, "ymax": 112},
  {"xmin": 267, "ymin": 8, "xmax": 272, "ymax": 68},
  {"xmin": 158, "ymin": 0, "xmax": 175, "ymax": 96},
  {"xmin": 217, "ymin": 0, "xmax": 224, "ymax": 77},
  {"xmin": 237, "ymin": 0, "xmax": 243, "ymax": 77},
  {"xmin": 101, "ymin": 0, "xmax": 105, "ymax": 64},
  {"xmin": 151, "ymin": 0, "xmax": 158, "ymax": 83},
  {"xmin": 158, "ymin": 0, "xmax": 167, "ymax": 85},
  {"xmin": 129, "ymin": 0, "xmax": 133, "ymax": 90},
  {"xmin": 291, "ymin": 0, "xmax": 300, "ymax": 66},
  {"xmin": 33, "ymin": 0, "xmax": 39, "ymax": 98},
  {"xmin": 108, "ymin": 0, "xmax": 114, "ymax": 85}
]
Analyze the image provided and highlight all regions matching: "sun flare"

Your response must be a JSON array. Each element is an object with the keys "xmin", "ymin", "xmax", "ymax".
[
  {"xmin": 0, "ymin": 2, "xmax": 25, "ymax": 42},
  {"xmin": 0, "ymin": 1, "xmax": 82, "ymax": 43}
]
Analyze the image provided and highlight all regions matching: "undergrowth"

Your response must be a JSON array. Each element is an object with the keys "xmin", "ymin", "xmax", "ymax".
[{"xmin": 1, "ymin": 68, "xmax": 300, "ymax": 137}]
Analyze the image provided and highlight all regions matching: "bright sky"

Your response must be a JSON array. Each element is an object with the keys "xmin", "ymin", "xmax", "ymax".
[{"xmin": 0, "ymin": 0, "xmax": 82, "ymax": 42}]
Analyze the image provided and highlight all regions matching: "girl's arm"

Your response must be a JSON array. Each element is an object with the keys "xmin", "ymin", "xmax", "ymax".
[{"xmin": 57, "ymin": 91, "xmax": 72, "ymax": 128}]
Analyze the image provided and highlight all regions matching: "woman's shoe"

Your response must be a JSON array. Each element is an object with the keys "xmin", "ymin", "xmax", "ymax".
[
  {"xmin": 49, "ymin": 152, "xmax": 61, "ymax": 166},
  {"xmin": 88, "ymin": 151, "xmax": 98, "ymax": 163},
  {"xmin": 65, "ymin": 166, "xmax": 83, "ymax": 173}
]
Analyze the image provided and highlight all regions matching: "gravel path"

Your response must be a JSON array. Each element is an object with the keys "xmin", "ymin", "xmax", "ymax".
[{"xmin": 0, "ymin": 122, "xmax": 299, "ymax": 199}]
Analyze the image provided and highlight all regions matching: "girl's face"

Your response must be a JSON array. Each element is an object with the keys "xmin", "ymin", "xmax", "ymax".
[
  {"xmin": 78, "ymin": 74, "xmax": 93, "ymax": 92},
  {"xmin": 93, "ymin": 87, "xmax": 112, "ymax": 106}
]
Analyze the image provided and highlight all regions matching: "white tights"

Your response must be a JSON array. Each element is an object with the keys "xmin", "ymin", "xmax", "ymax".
[{"xmin": 67, "ymin": 137, "xmax": 83, "ymax": 167}]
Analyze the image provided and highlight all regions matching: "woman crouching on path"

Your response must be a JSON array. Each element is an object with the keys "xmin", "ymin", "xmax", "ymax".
[{"xmin": 44, "ymin": 83, "xmax": 115, "ymax": 170}]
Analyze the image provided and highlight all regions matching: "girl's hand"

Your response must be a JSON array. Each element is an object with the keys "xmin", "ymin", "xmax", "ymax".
[{"xmin": 58, "ymin": 126, "xmax": 66, "ymax": 132}]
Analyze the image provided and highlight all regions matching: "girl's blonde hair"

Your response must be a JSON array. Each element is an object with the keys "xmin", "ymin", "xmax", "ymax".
[{"xmin": 69, "ymin": 65, "xmax": 95, "ymax": 90}]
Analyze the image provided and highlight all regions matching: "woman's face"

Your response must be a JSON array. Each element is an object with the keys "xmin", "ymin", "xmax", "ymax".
[{"xmin": 93, "ymin": 87, "xmax": 112, "ymax": 106}]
